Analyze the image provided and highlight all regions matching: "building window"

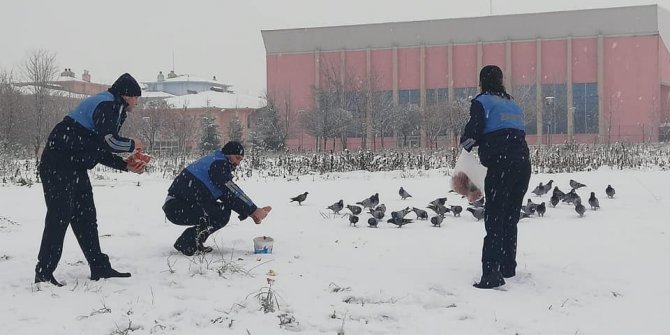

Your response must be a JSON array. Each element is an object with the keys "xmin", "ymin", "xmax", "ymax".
[
  {"xmin": 573, "ymin": 83, "xmax": 598, "ymax": 134},
  {"xmin": 512, "ymin": 85, "xmax": 538, "ymax": 135},
  {"xmin": 542, "ymin": 84, "xmax": 568, "ymax": 134},
  {"xmin": 398, "ymin": 89, "xmax": 420, "ymax": 105},
  {"xmin": 454, "ymin": 87, "xmax": 478, "ymax": 100},
  {"xmin": 426, "ymin": 88, "xmax": 449, "ymax": 105}
]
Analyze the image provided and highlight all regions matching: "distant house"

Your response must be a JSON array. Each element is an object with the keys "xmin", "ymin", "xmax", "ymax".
[{"xmin": 143, "ymin": 71, "xmax": 232, "ymax": 96}]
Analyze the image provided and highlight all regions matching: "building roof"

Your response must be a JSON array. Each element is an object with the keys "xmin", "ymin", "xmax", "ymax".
[
  {"xmin": 141, "ymin": 90, "xmax": 175, "ymax": 98},
  {"xmin": 143, "ymin": 74, "xmax": 230, "ymax": 88},
  {"xmin": 262, "ymin": 5, "xmax": 670, "ymax": 54},
  {"xmin": 163, "ymin": 90, "xmax": 264, "ymax": 109}
]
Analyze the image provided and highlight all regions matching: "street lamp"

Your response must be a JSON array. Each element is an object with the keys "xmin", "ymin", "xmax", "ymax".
[{"xmin": 544, "ymin": 96, "xmax": 555, "ymax": 144}]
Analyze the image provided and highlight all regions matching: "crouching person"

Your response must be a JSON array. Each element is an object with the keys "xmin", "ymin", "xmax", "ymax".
[{"xmin": 163, "ymin": 141, "xmax": 271, "ymax": 256}]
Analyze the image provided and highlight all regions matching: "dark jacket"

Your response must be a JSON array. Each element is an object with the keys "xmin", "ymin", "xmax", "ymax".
[
  {"xmin": 460, "ymin": 92, "xmax": 529, "ymax": 168},
  {"xmin": 167, "ymin": 151, "xmax": 257, "ymax": 220},
  {"xmin": 40, "ymin": 91, "xmax": 136, "ymax": 171}
]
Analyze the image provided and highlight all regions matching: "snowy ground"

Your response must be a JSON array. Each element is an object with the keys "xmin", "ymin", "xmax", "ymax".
[{"xmin": 1, "ymin": 166, "xmax": 669, "ymax": 334}]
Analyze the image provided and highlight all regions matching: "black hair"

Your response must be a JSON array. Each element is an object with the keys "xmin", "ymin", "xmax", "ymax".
[{"xmin": 479, "ymin": 65, "xmax": 512, "ymax": 99}]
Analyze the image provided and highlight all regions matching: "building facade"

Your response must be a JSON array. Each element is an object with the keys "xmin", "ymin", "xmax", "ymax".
[{"xmin": 262, "ymin": 5, "xmax": 670, "ymax": 149}]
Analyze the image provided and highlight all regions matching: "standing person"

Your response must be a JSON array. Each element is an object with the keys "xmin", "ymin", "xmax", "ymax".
[
  {"xmin": 458, "ymin": 65, "xmax": 531, "ymax": 289},
  {"xmin": 163, "ymin": 141, "xmax": 272, "ymax": 256},
  {"xmin": 35, "ymin": 73, "xmax": 146, "ymax": 286}
]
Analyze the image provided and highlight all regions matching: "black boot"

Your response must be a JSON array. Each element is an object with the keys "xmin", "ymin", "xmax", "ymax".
[
  {"xmin": 174, "ymin": 226, "xmax": 198, "ymax": 256},
  {"xmin": 90, "ymin": 267, "xmax": 131, "ymax": 281},
  {"xmin": 35, "ymin": 273, "xmax": 64, "ymax": 287},
  {"xmin": 473, "ymin": 262, "xmax": 505, "ymax": 289},
  {"xmin": 500, "ymin": 265, "xmax": 516, "ymax": 278},
  {"xmin": 195, "ymin": 224, "xmax": 214, "ymax": 254}
]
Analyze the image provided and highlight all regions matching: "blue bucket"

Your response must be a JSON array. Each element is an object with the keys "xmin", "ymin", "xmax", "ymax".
[{"xmin": 253, "ymin": 236, "xmax": 274, "ymax": 254}]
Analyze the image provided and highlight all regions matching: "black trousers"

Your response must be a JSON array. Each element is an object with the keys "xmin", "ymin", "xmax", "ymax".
[
  {"xmin": 481, "ymin": 157, "xmax": 531, "ymax": 272},
  {"xmin": 36, "ymin": 166, "xmax": 110, "ymax": 276},
  {"xmin": 163, "ymin": 197, "xmax": 231, "ymax": 248}
]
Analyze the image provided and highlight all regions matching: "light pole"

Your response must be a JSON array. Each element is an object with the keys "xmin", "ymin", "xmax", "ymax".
[{"xmin": 544, "ymin": 96, "xmax": 555, "ymax": 145}]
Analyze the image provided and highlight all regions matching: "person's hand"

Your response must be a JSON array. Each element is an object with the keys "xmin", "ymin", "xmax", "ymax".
[
  {"xmin": 126, "ymin": 159, "xmax": 146, "ymax": 174},
  {"xmin": 250, "ymin": 206, "xmax": 272, "ymax": 224},
  {"xmin": 132, "ymin": 138, "xmax": 144, "ymax": 152}
]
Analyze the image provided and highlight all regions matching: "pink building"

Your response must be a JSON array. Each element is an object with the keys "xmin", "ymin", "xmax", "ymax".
[{"xmin": 262, "ymin": 5, "xmax": 670, "ymax": 150}]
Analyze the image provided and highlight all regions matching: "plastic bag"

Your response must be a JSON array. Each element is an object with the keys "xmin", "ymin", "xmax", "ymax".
[{"xmin": 451, "ymin": 149, "xmax": 487, "ymax": 199}]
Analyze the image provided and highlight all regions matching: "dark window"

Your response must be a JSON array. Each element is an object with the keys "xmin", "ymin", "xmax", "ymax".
[
  {"xmin": 512, "ymin": 85, "xmax": 538, "ymax": 135},
  {"xmin": 426, "ymin": 88, "xmax": 449, "ymax": 105},
  {"xmin": 573, "ymin": 83, "xmax": 599, "ymax": 134},
  {"xmin": 542, "ymin": 84, "xmax": 568, "ymax": 134},
  {"xmin": 398, "ymin": 89, "xmax": 420, "ymax": 105},
  {"xmin": 454, "ymin": 87, "xmax": 478, "ymax": 100}
]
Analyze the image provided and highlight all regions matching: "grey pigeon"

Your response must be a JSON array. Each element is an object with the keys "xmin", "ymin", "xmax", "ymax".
[
  {"xmin": 430, "ymin": 215, "xmax": 444, "ymax": 227},
  {"xmin": 429, "ymin": 197, "xmax": 447, "ymax": 207},
  {"xmin": 520, "ymin": 211, "xmax": 531, "ymax": 220},
  {"xmin": 356, "ymin": 193, "xmax": 379, "ymax": 209},
  {"xmin": 536, "ymin": 202, "xmax": 546, "ymax": 217},
  {"xmin": 368, "ymin": 203, "xmax": 386, "ymax": 215},
  {"xmin": 550, "ymin": 194, "xmax": 560, "ymax": 208},
  {"xmin": 399, "ymin": 187, "xmax": 412, "ymax": 200},
  {"xmin": 367, "ymin": 217, "xmax": 379, "ymax": 228},
  {"xmin": 469, "ymin": 197, "xmax": 485, "ymax": 208},
  {"xmin": 588, "ymin": 192, "xmax": 600, "ymax": 210},
  {"xmin": 290, "ymin": 192, "xmax": 309, "ymax": 205},
  {"xmin": 531, "ymin": 182, "xmax": 545, "ymax": 196},
  {"xmin": 570, "ymin": 179, "xmax": 587, "ymax": 190},
  {"xmin": 348, "ymin": 214, "xmax": 359, "ymax": 226},
  {"xmin": 606, "ymin": 185, "xmax": 616, "ymax": 198},
  {"xmin": 427, "ymin": 204, "xmax": 450, "ymax": 216},
  {"xmin": 412, "ymin": 207, "xmax": 429, "ymax": 220},
  {"xmin": 371, "ymin": 209, "xmax": 385, "ymax": 220},
  {"xmin": 552, "ymin": 186, "xmax": 566, "ymax": 200},
  {"xmin": 450, "ymin": 205, "xmax": 463, "ymax": 217},
  {"xmin": 522, "ymin": 199, "xmax": 538, "ymax": 215},
  {"xmin": 543, "ymin": 180, "xmax": 554, "ymax": 194},
  {"xmin": 346, "ymin": 204, "xmax": 362, "ymax": 215},
  {"xmin": 327, "ymin": 199, "xmax": 344, "ymax": 214},
  {"xmin": 466, "ymin": 207, "xmax": 485, "ymax": 221},
  {"xmin": 562, "ymin": 189, "xmax": 579, "ymax": 204},
  {"xmin": 387, "ymin": 210, "xmax": 412, "ymax": 228},
  {"xmin": 574, "ymin": 198, "xmax": 586, "ymax": 217}
]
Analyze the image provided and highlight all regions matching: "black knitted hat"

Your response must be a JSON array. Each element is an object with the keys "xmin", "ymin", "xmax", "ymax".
[
  {"xmin": 109, "ymin": 73, "xmax": 142, "ymax": 97},
  {"xmin": 221, "ymin": 141, "xmax": 245, "ymax": 156}
]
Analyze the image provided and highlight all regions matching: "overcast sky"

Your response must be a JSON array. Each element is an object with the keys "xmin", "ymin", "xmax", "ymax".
[{"xmin": 0, "ymin": 0, "xmax": 667, "ymax": 96}]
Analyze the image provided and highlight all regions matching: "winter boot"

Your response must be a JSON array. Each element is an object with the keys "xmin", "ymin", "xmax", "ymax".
[
  {"xmin": 473, "ymin": 262, "xmax": 505, "ymax": 289},
  {"xmin": 500, "ymin": 266, "xmax": 516, "ymax": 278},
  {"xmin": 34, "ymin": 272, "xmax": 64, "ymax": 287},
  {"xmin": 90, "ymin": 266, "xmax": 131, "ymax": 281},
  {"xmin": 174, "ymin": 226, "xmax": 198, "ymax": 256},
  {"xmin": 195, "ymin": 224, "xmax": 214, "ymax": 254}
]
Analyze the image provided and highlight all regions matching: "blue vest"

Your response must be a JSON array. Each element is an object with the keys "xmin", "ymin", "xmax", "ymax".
[
  {"xmin": 67, "ymin": 91, "xmax": 118, "ymax": 133},
  {"xmin": 186, "ymin": 150, "xmax": 228, "ymax": 199},
  {"xmin": 476, "ymin": 94, "xmax": 525, "ymax": 134}
]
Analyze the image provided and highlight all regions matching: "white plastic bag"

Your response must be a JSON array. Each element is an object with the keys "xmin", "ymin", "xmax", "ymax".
[{"xmin": 452, "ymin": 148, "xmax": 487, "ymax": 195}]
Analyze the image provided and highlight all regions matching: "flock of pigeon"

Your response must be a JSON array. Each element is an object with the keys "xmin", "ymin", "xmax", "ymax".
[
  {"xmin": 289, "ymin": 178, "xmax": 617, "ymax": 228},
  {"xmin": 526, "ymin": 179, "xmax": 616, "ymax": 218},
  {"xmin": 290, "ymin": 187, "xmax": 473, "ymax": 228}
]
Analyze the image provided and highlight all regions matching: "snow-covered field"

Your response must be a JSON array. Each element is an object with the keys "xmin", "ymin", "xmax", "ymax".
[{"xmin": 1, "ymin": 167, "xmax": 669, "ymax": 334}]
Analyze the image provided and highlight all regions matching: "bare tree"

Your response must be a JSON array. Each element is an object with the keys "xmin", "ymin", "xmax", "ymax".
[
  {"xmin": 135, "ymin": 98, "xmax": 171, "ymax": 152},
  {"xmin": 228, "ymin": 113, "xmax": 243, "ymax": 142},
  {"xmin": 250, "ymin": 93, "xmax": 287, "ymax": 150},
  {"xmin": 420, "ymin": 103, "xmax": 450, "ymax": 149},
  {"xmin": 23, "ymin": 49, "xmax": 59, "ymax": 161},
  {"xmin": 165, "ymin": 107, "xmax": 199, "ymax": 156},
  {"xmin": 0, "ymin": 70, "xmax": 27, "ymax": 151},
  {"xmin": 445, "ymin": 97, "xmax": 471, "ymax": 145}
]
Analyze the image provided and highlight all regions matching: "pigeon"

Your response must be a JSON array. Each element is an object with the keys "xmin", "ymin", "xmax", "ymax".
[
  {"xmin": 429, "ymin": 197, "xmax": 447, "ymax": 207},
  {"xmin": 544, "ymin": 180, "xmax": 554, "ymax": 194},
  {"xmin": 348, "ymin": 214, "xmax": 359, "ymax": 226},
  {"xmin": 346, "ymin": 204, "xmax": 362, "ymax": 215},
  {"xmin": 522, "ymin": 199, "xmax": 538, "ymax": 215},
  {"xmin": 327, "ymin": 200, "xmax": 344, "ymax": 214},
  {"xmin": 290, "ymin": 192, "xmax": 309, "ymax": 205},
  {"xmin": 371, "ymin": 209, "xmax": 385, "ymax": 220},
  {"xmin": 550, "ymin": 194, "xmax": 560, "ymax": 208},
  {"xmin": 569, "ymin": 179, "xmax": 587, "ymax": 190},
  {"xmin": 606, "ymin": 185, "xmax": 616, "ymax": 198},
  {"xmin": 588, "ymin": 192, "xmax": 600, "ymax": 210},
  {"xmin": 520, "ymin": 211, "xmax": 531, "ymax": 220},
  {"xmin": 399, "ymin": 187, "xmax": 412, "ymax": 200},
  {"xmin": 466, "ymin": 207, "xmax": 485, "ymax": 221},
  {"xmin": 574, "ymin": 199, "xmax": 586, "ymax": 217},
  {"xmin": 412, "ymin": 207, "xmax": 429, "ymax": 220},
  {"xmin": 552, "ymin": 186, "xmax": 566, "ymax": 200},
  {"xmin": 387, "ymin": 210, "xmax": 412, "ymax": 228},
  {"xmin": 427, "ymin": 204, "xmax": 450, "ymax": 216},
  {"xmin": 469, "ymin": 197, "xmax": 485, "ymax": 208},
  {"xmin": 536, "ymin": 202, "xmax": 546, "ymax": 217},
  {"xmin": 367, "ymin": 217, "xmax": 379, "ymax": 228},
  {"xmin": 562, "ymin": 189, "xmax": 579, "ymax": 204},
  {"xmin": 430, "ymin": 215, "xmax": 444, "ymax": 227},
  {"xmin": 531, "ymin": 182, "xmax": 545, "ymax": 196},
  {"xmin": 357, "ymin": 193, "xmax": 379, "ymax": 209},
  {"xmin": 450, "ymin": 205, "xmax": 463, "ymax": 217},
  {"xmin": 368, "ymin": 204, "xmax": 386, "ymax": 215}
]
